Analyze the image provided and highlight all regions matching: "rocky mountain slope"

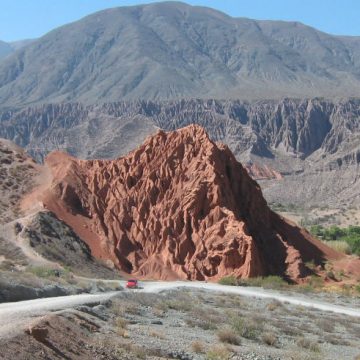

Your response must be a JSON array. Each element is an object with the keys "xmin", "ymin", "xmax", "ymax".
[
  {"xmin": 0, "ymin": 39, "xmax": 34, "ymax": 61},
  {"xmin": 32, "ymin": 125, "xmax": 340, "ymax": 281},
  {"xmin": 0, "ymin": 41, "xmax": 13, "ymax": 60},
  {"xmin": 0, "ymin": 139, "xmax": 40, "ymax": 224},
  {"xmin": 1, "ymin": 2, "xmax": 360, "ymax": 106},
  {"xmin": 1, "ymin": 98, "xmax": 359, "ymax": 208},
  {"xmin": 0, "ymin": 138, "xmax": 115, "ymax": 280}
]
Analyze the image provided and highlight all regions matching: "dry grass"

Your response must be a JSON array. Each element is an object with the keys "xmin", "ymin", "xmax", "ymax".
[
  {"xmin": 206, "ymin": 345, "xmax": 232, "ymax": 360},
  {"xmin": 130, "ymin": 346, "xmax": 146, "ymax": 359},
  {"xmin": 149, "ymin": 330, "xmax": 165, "ymax": 339},
  {"xmin": 111, "ymin": 299, "xmax": 141, "ymax": 316},
  {"xmin": 152, "ymin": 307, "xmax": 166, "ymax": 318},
  {"xmin": 231, "ymin": 316, "xmax": 263, "ymax": 340},
  {"xmin": 322, "ymin": 334, "xmax": 350, "ymax": 346},
  {"xmin": 191, "ymin": 340, "xmax": 205, "ymax": 354},
  {"xmin": 115, "ymin": 317, "xmax": 128, "ymax": 330},
  {"xmin": 217, "ymin": 328, "xmax": 241, "ymax": 345},
  {"xmin": 296, "ymin": 337, "xmax": 321, "ymax": 352},
  {"xmin": 324, "ymin": 240, "xmax": 351, "ymax": 254},
  {"xmin": 155, "ymin": 292, "xmax": 196, "ymax": 313},
  {"xmin": 186, "ymin": 306, "xmax": 221, "ymax": 330},
  {"xmin": 114, "ymin": 314, "xmax": 129, "ymax": 338},
  {"xmin": 262, "ymin": 332, "xmax": 277, "ymax": 346},
  {"xmin": 316, "ymin": 318, "xmax": 335, "ymax": 333},
  {"xmin": 266, "ymin": 299, "xmax": 283, "ymax": 311},
  {"xmin": 116, "ymin": 328, "xmax": 129, "ymax": 338}
]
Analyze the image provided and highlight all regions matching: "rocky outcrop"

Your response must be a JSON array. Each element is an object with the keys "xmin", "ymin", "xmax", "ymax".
[
  {"xmin": 0, "ymin": 283, "xmax": 70, "ymax": 303},
  {"xmin": 244, "ymin": 162, "xmax": 282, "ymax": 180},
  {"xmin": 39, "ymin": 125, "xmax": 340, "ymax": 281},
  {"xmin": 2, "ymin": 98, "xmax": 360, "ymax": 207}
]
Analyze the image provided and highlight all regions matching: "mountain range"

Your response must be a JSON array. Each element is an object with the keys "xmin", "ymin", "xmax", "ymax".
[
  {"xmin": 0, "ymin": 1, "xmax": 359, "ymax": 214},
  {"xmin": 0, "ymin": 41, "xmax": 13, "ymax": 60},
  {"xmin": 0, "ymin": 39, "xmax": 33, "ymax": 60},
  {"xmin": 1, "ymin": 1, "xmax": 360, "ymax": 107},
  {"xmin": 1, "ymin": 98, "xmax": 360, "ymax": 208},
  {"xmin": 0, "ymin": 1, "xmax": 359, "ymax": 288}
]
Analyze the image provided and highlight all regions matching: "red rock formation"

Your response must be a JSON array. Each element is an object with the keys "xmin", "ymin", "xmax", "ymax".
[
  {"xmin": 40, "ymin": 125, "xmax": 342, "ymax": 281},
  {"xmin": 245, "ymin": 162, "xmax": 283, "ymax": 180}
]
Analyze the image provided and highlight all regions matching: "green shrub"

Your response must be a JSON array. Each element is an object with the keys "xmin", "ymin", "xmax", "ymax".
[
  {"xmin": 239, "ymin": 275, "xmax": 288, "ymax": 289},
  {"xmin": 310, "ymin": 225, "xmax": 325, "ymax": 237},
  {"xmin": 218, "ymin": 276, "xmax": 238, "ymax": 286},
  {"xmin": 308, "ymin": 275, "xmax": 324, "ymax": 288},
  {"xmin": 28, "ymin": 266, "xmax": 61, "ymax": 278},
  {"xmin": 314, "ymin": 225, "xmax": 360, "ymax": 256}
]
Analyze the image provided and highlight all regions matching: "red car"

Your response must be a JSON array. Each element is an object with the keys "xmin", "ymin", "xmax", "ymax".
[{"xmin": 126, "ymin": 279, "xmax": 138, "ymax": 289}]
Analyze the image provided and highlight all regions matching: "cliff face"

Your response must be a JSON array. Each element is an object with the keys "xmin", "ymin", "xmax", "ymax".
[
  {"xmin": 1, "ymin": 99, "xmax": 359, "ymax": 164},
  {"xmin": 40, "ymin": 125, "xmax": 340, "ymax": 281},
  {"xmin": 1, "ymin": 98, "xmax": 360, "ymax": 208}
]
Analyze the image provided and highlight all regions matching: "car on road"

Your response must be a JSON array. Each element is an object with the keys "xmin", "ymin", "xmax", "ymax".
[{"xmin": 126, "ymin": 279, "xmax": 138, "ymax": 289}]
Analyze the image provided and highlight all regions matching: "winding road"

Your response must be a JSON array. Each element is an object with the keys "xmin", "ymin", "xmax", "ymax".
[{"xmin": 1, "ymin": 281, "xmax": 359, "ymax": 339}]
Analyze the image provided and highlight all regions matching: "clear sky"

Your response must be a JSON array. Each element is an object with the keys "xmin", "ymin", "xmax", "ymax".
[{"xmin": 1, "ymin": 0, "xmax": 359, "ymax": 42}]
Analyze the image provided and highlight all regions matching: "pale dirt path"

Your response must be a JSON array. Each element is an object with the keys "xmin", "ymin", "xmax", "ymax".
[
  {"xmin": 132, "ymin": 281, "xmax": 360, "ymax": 318},
  {"xmin": 0, "ymin": 215, "xmax": 54, "ymax": 267},
  {"xmin": 1, "ymin": 281, "xmax": 360, "ymax": 340},
  {"xmin": 0, "ymin": 291, "xmax": 119, "ymax": 339}
]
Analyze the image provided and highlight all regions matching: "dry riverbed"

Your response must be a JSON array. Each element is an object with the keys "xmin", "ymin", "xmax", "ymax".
[{"xmin": 1, "ymin": 288, "xmax": 359, "ymax": 360}]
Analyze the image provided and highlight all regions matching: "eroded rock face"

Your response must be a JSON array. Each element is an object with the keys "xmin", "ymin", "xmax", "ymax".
[
  {"xmin": 244, "ymin": 162, "xmax": 282, "ymax": 180},
  {"xmin": 41, "ymin": 125, "xmax": 340, "ymax": 280},
  {"xmin": 2, "ymin": 98, "xmax": 360, "ymax": 208}
]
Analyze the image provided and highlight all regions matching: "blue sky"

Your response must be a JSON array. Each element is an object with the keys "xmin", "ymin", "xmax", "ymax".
[{"xmin": 1, "ymin": 0, "xmax": 359, "ymax": 42}]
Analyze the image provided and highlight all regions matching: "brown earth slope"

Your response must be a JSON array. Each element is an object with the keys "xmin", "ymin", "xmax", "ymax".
[
  {"xmin": 38, "ymin": 125, "xmax": 341, "ymax": 281},
  {"xmin": 0, "ymin": 139, "xmax": 40, "ymax": 223}
]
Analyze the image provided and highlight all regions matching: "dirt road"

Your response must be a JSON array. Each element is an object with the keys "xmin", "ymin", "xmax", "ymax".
[{"xmin": 1, "ymin": 281, "xmax": 359, "ymax": 340}]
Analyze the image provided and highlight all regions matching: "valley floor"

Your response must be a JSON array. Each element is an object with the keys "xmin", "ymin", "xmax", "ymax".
[{"xmin": 1, "ymin": 287, "xmax": 359, "ymax": 360}]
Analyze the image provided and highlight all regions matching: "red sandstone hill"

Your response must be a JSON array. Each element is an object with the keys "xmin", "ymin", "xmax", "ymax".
[{"xmin": 39, "ymin": 125, "xmax": 341, "ymax": 281}]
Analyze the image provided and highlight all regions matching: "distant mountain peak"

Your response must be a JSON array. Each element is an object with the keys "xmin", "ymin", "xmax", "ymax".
[{"xmin": 0, "ymin": 1, "xmax": 360, "ymax": 106}]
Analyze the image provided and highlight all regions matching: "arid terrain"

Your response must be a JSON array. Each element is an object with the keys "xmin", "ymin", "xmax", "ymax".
[
  {"xmin": 0, "ymin": 2, "xmax": 360, "ymax": 359},
  {"xmin": 1, "ymin": 98, "xmax": 360, "ymax": 215},
  {"xmin": 18, "ymin": 124, "xmax": 355, "ymax": 283},
  {"xmin": 1, "ymin": 287, "xmax": 359, "ymax": 360}
]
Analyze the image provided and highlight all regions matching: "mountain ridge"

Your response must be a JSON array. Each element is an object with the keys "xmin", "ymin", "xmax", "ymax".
[
  {"xmin": 1, "ymin": 98, "xmax": 360, "ymax": 208},
  {"xmin": 1, "ymin": 1, "xmax": 360, "ymax": 106}
]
